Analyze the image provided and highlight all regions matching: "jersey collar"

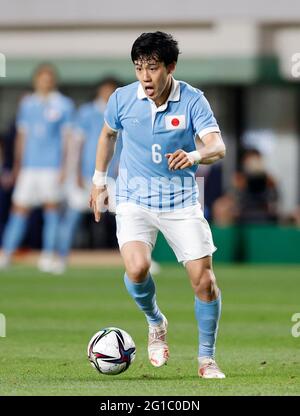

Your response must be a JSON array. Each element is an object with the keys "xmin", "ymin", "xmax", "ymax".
[
  {"xmin": 137, "ymin": 77, "xmax": 180, "ymax": 104},
  {"xmin": 33, "ymin": 91, "xmax": 60, "ymax": 102}
]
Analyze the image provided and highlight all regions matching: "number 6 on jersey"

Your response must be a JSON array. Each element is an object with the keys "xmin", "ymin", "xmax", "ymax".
[{"xmin": 152, "ymin": 143, "xmax": 162, "ymax": 164}]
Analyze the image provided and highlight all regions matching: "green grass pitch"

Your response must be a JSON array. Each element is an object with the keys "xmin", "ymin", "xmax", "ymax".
[{"xmin": 0, "ymin": 263, "xmax": 299, "ymax": 396}]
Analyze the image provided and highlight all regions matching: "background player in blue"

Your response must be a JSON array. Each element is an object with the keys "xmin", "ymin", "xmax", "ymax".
[
  {"xmin": 90, "ymin": 32, "xmax": 226, "ymax": 378},
  {"xmin": 0, "ymin": 64, "xmax": 74, "ymax": 271},
  {"xmin": 52, "ymin": 78, "xmax": 122, "ymax": 274}
]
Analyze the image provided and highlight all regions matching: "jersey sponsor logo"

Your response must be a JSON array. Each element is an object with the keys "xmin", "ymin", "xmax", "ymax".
[
  {"xmin": 165, "ymin": 115, "xmax": 186, "ymax": 130},
  {"xmin": 131, "ymin": 118, "xmax": 140, "ymax": 126}
]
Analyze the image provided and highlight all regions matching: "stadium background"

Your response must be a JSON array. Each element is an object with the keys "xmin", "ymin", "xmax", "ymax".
[
  {"xmin": 1, "ymin": 0, "xmax": 300, "ymax": 263},
  {"xmin": 0, "ymin": 0, "xmax": 300, "ymax": 396}
]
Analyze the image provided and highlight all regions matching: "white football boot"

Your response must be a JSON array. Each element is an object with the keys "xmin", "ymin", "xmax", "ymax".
[
  {"xmin": 148, "ymin": 315, "xmax": 169, "ymax": 367},
  {"xmin": 37, "ymin": 252, "xmax": 54, "ymax": 273},
  {"xmin": 51, "ymin": 257, "xmax": 67, "ymax": 275},
  {"xmin": 0, "ymin": 253, "xmax": 11, "ymax": 270},
  {"xmin": 198, "ymin": 357, "xmax": 226, "ymax": 379}
]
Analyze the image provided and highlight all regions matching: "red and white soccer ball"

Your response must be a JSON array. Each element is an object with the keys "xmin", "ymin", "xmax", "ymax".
[{"xmin": 87, "ymin": 327, "xmax": 136, "ymax": 375}]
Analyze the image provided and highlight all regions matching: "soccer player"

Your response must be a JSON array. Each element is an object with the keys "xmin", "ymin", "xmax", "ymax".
[
  {"xmin": 0, "ymin": 64, "xmax": 74, "ymax": 271},
  {"xmin": 90, "ymin": 32, "xmax": 226, "ymax": 379},
  {"xmin": 52, "ymin": 77, "xmax": 121, "ymax": 274}
]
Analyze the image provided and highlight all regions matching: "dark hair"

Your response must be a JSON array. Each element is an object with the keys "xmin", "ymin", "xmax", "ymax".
[
  {"xmin": 131, "ymin": 31, "xmax": 180, "ymax": 66},
  {"xmin": 242, "ymin": 148, "xmax": 262, "ymax": 159},
  {"xmin": 95, "ymin": 76, "xmax": 122, "ymax": 90}
]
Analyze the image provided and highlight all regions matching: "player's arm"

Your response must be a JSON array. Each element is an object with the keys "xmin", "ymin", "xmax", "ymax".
[
  {"xmin": 75, "ymin": 134, "xmax": 85, "ymax": 188},
  {"xmin": 166, "ymin": 132, "xmax": 226, "ymax": 170},
  {"xmin": 89, "ymin": 122, "xmax": 118, "ymax": 222},
  {"xmin": 12, "ymin": 129, "xmax": 25, "ymax": 180},
  {"xmin": 194, "ymin": 132, "xmax": 226, "ymax": 165},
  {"xmin": 58, "ymin": 129, "xmax": 72, "ymax": 183}
]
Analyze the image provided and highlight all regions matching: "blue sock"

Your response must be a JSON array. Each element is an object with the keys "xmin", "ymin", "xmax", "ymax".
[
  {"xmin": 124, "ymin": 273, "xmax": 164, "ymax": 325},
  {"xmin": 56, "ymin": 208, "xmax": 82, "ymax": 257},
  {"xmin": 42, "ymin": 209, "xmax": 60, "ymax": 253},
  {"xmin": 2, "ymin": 212, "xmax": 27, "ymax": 255},
  {"xmin": 195, "ymin": 292, "xmax": 222, "ymax": 358}
]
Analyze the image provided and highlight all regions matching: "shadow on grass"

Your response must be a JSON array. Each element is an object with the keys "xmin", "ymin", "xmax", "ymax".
[{"xmin": 75, "ymin": 374, "xmax": 232, "ymax": 382}]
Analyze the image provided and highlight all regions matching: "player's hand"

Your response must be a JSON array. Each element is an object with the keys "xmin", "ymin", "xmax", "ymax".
[
  {"xmin": 89, "ymin": 184, "xmax": 109, "ymax": 223},
  {"xmin": 165, "ymin": 149, "xmax": 195, "ymax": 170}
]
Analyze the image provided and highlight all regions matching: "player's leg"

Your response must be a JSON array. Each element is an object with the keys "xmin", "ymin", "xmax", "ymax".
[
  {"xmin": 121, "ymin": 241, "xmax": 168, "ymax": 367},
  {"xmin": 0, "ymin": 204, "xmax": 29, "ymax": 268},
  {"xmin": 185, "ymin": 256, "xmax": 225, "ymax": 378},
  {"xmin": 53, "ymin": 178, "xmax": 91, "ymax": 274},
  {"xmin": 39, "ymin": 202, "xmax": 60, "ymax": 272},
  {"xmin": 160, "ymin": 204, "xmax": 225, "ymax": 378},
  {"xmin": 38, "ymin": 170, "xmax": 62, "ymax": 272},
  {"xmin": 116, "ymin": 203, "xmax": 168, "ymax": 367},
  {"xmin": 121, "ymin": 241, "xmax": 162, "ymax": 321},
  {"xmin": 53, "ymin": 207, "xmax": 82, "ymax": 274},
  {"xmin": 0, "ymin": 170, "xmax": 34, "ymax": 269}
]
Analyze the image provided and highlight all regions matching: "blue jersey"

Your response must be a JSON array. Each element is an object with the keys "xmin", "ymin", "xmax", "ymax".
[
  {"xmin": 17, "ymin": 91, "xmax": 74, "ymax": 169},
  {"xmin": 77, "ymin": 99, "xmax": 122, "ymax": 180},
  {"xmin": 104, "ymin": 78, "xmax": 220, "ymax": 211}
]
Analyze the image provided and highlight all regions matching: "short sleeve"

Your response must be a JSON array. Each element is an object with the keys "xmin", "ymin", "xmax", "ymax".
[
  {"xmin": 191, "ymin": 94, "xmax": 220, "ymax": 139},
  {"xmin": 104, "ymin": 90, "xmax": 122, "ymax": 131}
]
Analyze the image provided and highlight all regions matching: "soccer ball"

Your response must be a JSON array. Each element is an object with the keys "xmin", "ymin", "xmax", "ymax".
[{"xmin": 87, "ymin": 327, "xmax": 136, "ymax": 375}]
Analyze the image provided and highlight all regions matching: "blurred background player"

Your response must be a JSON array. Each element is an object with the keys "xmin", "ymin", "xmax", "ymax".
[
  {"xmin": 51, "ymin": 77, "xmax": 122, "ymax": 274},
  {"xmin": 52, "ymin": 77, "xmax": 161, "ymax": 275},
  {"xmin": 0, "ymin": 64, "xmax": 74, "ymax": 271},
  {"xmin": 0, "ymin": 115, "xmax": 18, "ymax": 242}
]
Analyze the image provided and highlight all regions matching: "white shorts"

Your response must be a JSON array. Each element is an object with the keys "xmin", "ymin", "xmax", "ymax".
[
  {"xmin": 115, "ymin": 202, "xmax": 217, "ymax": 264},
  {"xmin": 12, "ymin": 168, "xmax": 63, "ymax": 207},
  {"xmin": 66, "ymin": 180, "xmax": 91, "ymax": 212}
]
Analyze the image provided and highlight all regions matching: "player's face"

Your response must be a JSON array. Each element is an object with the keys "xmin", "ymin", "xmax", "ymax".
[
  {"xmin": 134, "ymin": 59, "xmax": 175, "ymax": 105},
  {"xmin": 34, "ymin": 70, "xmax": 56, "ymax": 95}
]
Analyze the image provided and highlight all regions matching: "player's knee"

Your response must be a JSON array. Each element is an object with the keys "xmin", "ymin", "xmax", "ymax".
[
  {"xmin": 193, "ymin": 267, "xmax": 217, "ymax": 297},
  {"xmin": 125, "ymin": 259, "xmax": 151, "ymax": 283},
  {"xmin": 12, "ymin": 204, "xmax": 28, "ymax": 216}
]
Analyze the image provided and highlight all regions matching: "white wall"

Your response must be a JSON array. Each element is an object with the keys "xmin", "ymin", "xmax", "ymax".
[
  {"xmin": 0, "ymin": 23, "xmax": 259, "ymax": 58},
  {"xmin": 0, "ymin": 1, "xmax": 299, "ymax": 60},
  {"xmin": 0, "ymin": 0, "xmax": 299, "ymax": 25}
]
